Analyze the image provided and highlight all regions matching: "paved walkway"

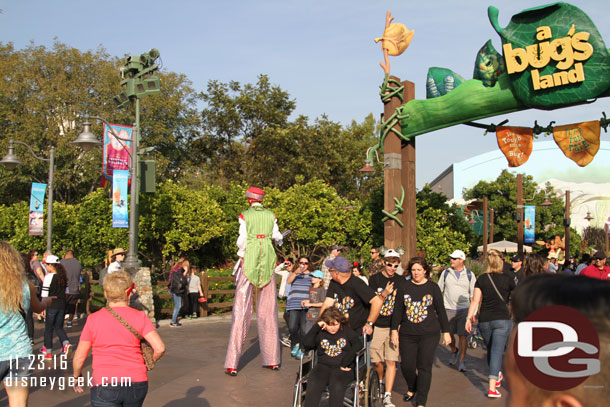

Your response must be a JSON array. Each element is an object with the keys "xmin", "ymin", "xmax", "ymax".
[{"xmin": 1, "ymin": 315, "xmax": 510, "ymax": 406}]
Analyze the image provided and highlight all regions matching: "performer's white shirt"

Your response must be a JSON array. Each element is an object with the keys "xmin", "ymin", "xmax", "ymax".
[{"xmin": 236, "ymin": 202, "xmax": 283, "ymax": 257}]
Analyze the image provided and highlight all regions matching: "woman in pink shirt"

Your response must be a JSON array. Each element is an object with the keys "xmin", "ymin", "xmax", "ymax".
[{"xmin": 72, "ymin": 272, "xmax": 165, "ymax": 406}]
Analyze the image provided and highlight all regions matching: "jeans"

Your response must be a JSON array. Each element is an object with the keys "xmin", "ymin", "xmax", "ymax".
[
  {"xmin": 90, "ymin": 381, "xmax": 148, "ymax": 407},
  {"xmin": 478, "ymin": 319, "xmax": 512, "ymax": 380},
  {"xmin": 44, "ymin": 307, "xmax": 69, "ymax": 350},
  {"xmin": 287, "ymin": 309, "xmax": 307, "ymax": 346},
  {"xmin": 171, "ymin": 294, "xmax": 182, "ymax": 323}
]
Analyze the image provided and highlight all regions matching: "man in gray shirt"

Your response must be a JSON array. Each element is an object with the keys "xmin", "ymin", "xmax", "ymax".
[
  {"xmin": 61, "ymin": 249, "xmax": 82, "ymax": 328},
  {"xmin": 438, "ymin": 250, "xmax": 476, "ymax": 372}
]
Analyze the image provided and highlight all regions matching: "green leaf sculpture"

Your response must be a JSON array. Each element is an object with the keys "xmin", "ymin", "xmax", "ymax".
[{"xmin": 488, "ymin": 2, "xmax": 610, "ymax": 109}]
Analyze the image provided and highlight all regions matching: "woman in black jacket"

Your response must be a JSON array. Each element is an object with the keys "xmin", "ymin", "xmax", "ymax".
[{"xmin": 168, "ymin": 259, "xmax": 188, "ymax": 327}]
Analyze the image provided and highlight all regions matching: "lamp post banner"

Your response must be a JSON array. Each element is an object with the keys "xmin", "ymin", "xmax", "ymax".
[
  {"xmin": 524, "ymin": 205, "xmax": 536, "ymax": 244},
  {"xmin": 28, "ymin": 183, "xmax": 46, "ymax": 236},
  {"xmin": 103, "ymin": 123, "xmax": 133, "ymax": 182},
  {"xmin": 112, "ymin": 170, "xmax": 129, "ymax": 228}
]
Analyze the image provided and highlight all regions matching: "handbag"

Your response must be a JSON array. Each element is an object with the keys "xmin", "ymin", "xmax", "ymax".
[
  {"xmin": 105, "ymin": 305, "xmax": 156, "ymax": 370},
  {"xmin": 486, "ymin": 274, "xmax": 512, "ymax": 317}
]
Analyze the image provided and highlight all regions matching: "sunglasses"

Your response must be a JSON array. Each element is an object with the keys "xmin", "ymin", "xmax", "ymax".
[
  {"xmin": 385, "ymin": 262, "xmax": 399, "ymax": 268},
  {"xmin": 299, "ymin": 262, "xmax": 309, "ymax": 265}
]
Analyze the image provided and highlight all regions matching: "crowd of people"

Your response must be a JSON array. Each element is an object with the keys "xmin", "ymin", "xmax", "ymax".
[{"xmin": 1, "ymin": 185, "xmax": 609, "ymax": 407}]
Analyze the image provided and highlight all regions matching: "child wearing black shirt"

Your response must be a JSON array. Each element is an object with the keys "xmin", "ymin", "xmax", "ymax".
[{"xmin": 301, "ymin": 308, "xmax": 361, "ymax": 407}]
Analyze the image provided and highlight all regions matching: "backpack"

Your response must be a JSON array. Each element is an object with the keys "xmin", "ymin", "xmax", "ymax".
[{"xmin": 442, "ymin": 268, "xmax": 473, "ymax": 298}]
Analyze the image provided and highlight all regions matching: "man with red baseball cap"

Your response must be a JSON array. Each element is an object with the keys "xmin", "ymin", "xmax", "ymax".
[{"xmin": 224, "ymin": 187, "xmax": 284, "ymax": 376}]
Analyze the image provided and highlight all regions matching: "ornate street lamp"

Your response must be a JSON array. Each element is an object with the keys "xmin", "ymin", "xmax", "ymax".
[{"xmin": 0, "ymin": 139, "xmax": 55, "ymax": 251}]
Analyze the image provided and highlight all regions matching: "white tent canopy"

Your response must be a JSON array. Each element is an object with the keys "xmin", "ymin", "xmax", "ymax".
[{"xmin": 477, "ymin": 240, "xmax": 533, "ymax": 253}]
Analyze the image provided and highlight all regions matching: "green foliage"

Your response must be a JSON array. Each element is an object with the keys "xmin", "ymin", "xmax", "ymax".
[
  {"xmin": 463, "ymin": 170, "xmax": 567, "ymax": 246},
  {"xmin": 417, "ymin": 207, "xmax": 469, "ymax": 267}
]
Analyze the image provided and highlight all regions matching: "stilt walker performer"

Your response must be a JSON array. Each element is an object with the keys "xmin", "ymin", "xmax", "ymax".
[{"xmin": 224, "ymin": 187, "xmax": 283, "ymax": 376}]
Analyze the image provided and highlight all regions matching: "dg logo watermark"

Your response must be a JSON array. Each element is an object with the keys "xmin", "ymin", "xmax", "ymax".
[{"xmin": 514, "ymin": 305, "xmax": 600, "ymax": 391}]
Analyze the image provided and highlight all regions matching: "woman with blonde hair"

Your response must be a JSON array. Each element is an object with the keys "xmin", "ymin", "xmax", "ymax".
[
  {"xmin": 73, "ymin": 271, "xmax": 165, "ymax": 406},
  {"xmin": 465, "ymin": 249, "xmax": 516, "ymax": 399},
  {"xmin": 0, "ymin": 241, "xmax": 52, "ymax": 406}
]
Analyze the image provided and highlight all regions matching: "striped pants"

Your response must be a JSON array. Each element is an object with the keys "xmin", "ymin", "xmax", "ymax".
[{"xmin": 224, "ymin": 271, "xmax": 280, "ymax": 369}]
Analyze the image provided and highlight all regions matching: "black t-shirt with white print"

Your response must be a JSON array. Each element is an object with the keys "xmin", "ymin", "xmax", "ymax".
[
  {"xmin": 326, "ymin": 274, "xmax": 375, "ymax": 331},
  {"xmin": 391, "ymin": 279, "xmax": 450, "ymax": 336},
  {"xmin": 301, "ymin": 323, "xmax": 361, "ymax": 367},
  {"xmin": 368, "ymin": 272, "xmax": 403, "ymax": 328}
]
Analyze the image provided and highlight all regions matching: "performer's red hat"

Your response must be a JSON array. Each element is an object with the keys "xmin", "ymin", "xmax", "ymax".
[{"xmin": 245, "ymin": 187, "xmax": 264, "ymax": 202}]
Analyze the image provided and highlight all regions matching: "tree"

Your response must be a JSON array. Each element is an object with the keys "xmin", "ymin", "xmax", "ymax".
[
  {"xmin": 0, "ymin": 41, "xmax": 204, "ymax": 204},
  {"xmin": 463, "ymin": 170, "xmax": 567, "ymax": 247},
  {"xmin": 195, "ymin": 75, "xmax": 296, "ymax": 185}
]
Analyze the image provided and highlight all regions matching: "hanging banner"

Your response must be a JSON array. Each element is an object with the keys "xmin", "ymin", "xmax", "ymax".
[
  {"xmin": 496, "ymin": 126, "xmax": 533, "ymax": 167},
  {"xmin": 28, "ymin": 183, "xmax": 47, "ymax": 236},
  {"xmin": 103, "ymin": 123, "xmax": 133, "ymax": 182},
  {"xmin": 553, "ymin": 121, "xmax": 600, "ymax": 167},
  {"xmin": 524, "ymin": 205, "xmax": 536, "ymax": 244},
  {"xmin": 112, "ymin": 170, "xmax": 129, "ymax": 228}
]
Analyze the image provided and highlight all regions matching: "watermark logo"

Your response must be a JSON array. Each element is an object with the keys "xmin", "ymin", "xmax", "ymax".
[{"xmin": 514, "ymin": 305, "xmax": 600, "ymax": 391}]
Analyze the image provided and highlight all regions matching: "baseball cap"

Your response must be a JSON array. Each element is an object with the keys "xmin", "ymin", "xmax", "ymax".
[
  {"xmin": 311, "ymin": 270, "xmax": 324, "ymax": 279},
  {"xmin": 384, "ymin": 249, "xmax": 401, "ymax": 259},
  {"xmin": 449, "ymin": 250, "xmax": 466, "ymax": 260},
  {"xmin": 510, "ymin": 253, "xmax": 524, "ymax": 262},
  {"xmin": 45, "ymin": 255, "xmax": 60, "ymax": 264},
  {"xmin": 593, "ymin": 251, "xmax": 607, "ymax": 260},
  {"xmin": 325, "ymin": 256, "xmax": 350, "ymax": 273}
]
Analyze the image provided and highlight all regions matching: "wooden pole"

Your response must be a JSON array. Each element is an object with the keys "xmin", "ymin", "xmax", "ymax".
[
  {"xmin": 490, "ymin": 208, "xmax": 495, "ymax": 244},
  {"xmin": 564, "ymin": 191, "xmax": 570, "ymax": 263},
  {"xmin": 383, "ymin": 78, "xmax": 415, "ymax": 263},
  {"xmin": 483, "ymin": 196, "xmax": 488, "ymax": 262},
  {"xmin": 402, "ymin": 81, "xmax": 416, "ymax": 261},
  {"xmin": 517, "ymin": 174, "xmax": 524, "ymax": 256}
]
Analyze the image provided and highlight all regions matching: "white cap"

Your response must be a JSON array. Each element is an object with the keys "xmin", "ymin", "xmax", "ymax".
[
  {"xmin": 449, "ymin": 250, "xmax": 466, "ymax": 260},
  {"xmin": 45, "ymin": 255, "xmax": 60, "ymax": 264},
  {"xmin": 384, "ymin": 249, "xmax": 401, "ymax": 259}
]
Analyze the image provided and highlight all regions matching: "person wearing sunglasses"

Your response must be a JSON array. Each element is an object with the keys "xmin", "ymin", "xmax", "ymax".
[
  {"xmin": 369, "ymin": 249, "xmax": 403, "ymax": 407},
  {"xmin": 368, "ymin": 247, "xmax": 385, "ymax": 277}
]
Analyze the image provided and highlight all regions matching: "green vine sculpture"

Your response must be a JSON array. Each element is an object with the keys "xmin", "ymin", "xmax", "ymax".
[{"xmin": 382, "ymin": 186, "xmax": 405, "ymax": 227}]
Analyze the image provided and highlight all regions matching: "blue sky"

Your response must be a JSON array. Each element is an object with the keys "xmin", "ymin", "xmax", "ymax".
[{"xmin": 1, "ymin": 0, "xmax": 609, "ymax": 188}]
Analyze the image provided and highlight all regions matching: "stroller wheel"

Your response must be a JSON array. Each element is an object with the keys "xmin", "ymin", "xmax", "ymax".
[{"xmin": 471, "ymin": 341, "xmax": 477, "ymax": 349}]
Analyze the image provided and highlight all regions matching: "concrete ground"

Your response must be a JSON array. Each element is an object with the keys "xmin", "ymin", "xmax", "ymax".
[{"xmin": 1, "ymin": 315, "xmax": 509, "ymax": 406}]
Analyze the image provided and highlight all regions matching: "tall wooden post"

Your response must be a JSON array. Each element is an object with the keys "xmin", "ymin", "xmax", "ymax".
[
  {"xmin": 517, "ymin": 174, "xmax": 524, "ymax": 256},
  {"xmin": 383, "ymin": 77, "xmax": 415, "ymax": 262},
  {"xmin": 483, "ymin": 196, "xmax": 488, "ymax": 261},
  {"xmin": 564, "ymin": 190, "xmax": 570, "ymax": 262},
  {"xmin": 490, "ymin": 209, "xmax": 495, "ymax": 244}
]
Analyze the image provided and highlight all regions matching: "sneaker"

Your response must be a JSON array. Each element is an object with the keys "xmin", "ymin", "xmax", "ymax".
[
  {"xmin": 449, "ymin": 350, "xmax": 459, "ymax": 365},
  {"xmin": 294, "ymin": 349, "xmax": 304, "ymax": 359},
  {"xmin": 64, "ymin": 314, "xmax": 69, "ymax": 320},
  {"xmin": 66, "ymin": 321, "xmax": 72, "ymax": 328},
  {"xmin": 73, "ymin": 314, "xmax": 79, "ymax": 320},
  {"xmin": 63, "ymin": 343, "xmax": 73, "ymax": 359},
  {"xmin": 191, "ymin": 313, "xmax": 198, "ymax": 319},
  {"xmin": 496, "ymin": 371, "xmax": 503, "ymax": 388},
  {"xmin": 291, "ymin": 344, "xmax": 300, "ymax": 357},
  {"xmin": 383, "ymin": 393, "xmax": 395, "ymax": 407},
  {"xmin": 458, "ymin": 361, "xmax": 467, "ymax": 372},
  {"xmin": 488, "ymin": 389, "xmax": 501, "ymax": 398},
  {"xmin": 169, "ymin": 322, "xmax": 182, "ymax": 327},
  {"xmin": 280, "ymin": 336, "xmax": 291, "ymax": 348},
  {"xmin": 185, "ymin": 315, "xmax": 192, "ymax": 320}
]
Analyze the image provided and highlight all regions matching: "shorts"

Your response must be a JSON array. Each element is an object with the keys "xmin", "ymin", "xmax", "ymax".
[
  {"xmin": 447, "ymin": 309, "xmax": 468, "ymax": 336},
  {"xmin": 66, "ymin": 294, "xmax": 80, "ymax": 306},
  {"xmin": 370, "ymin": 327, "xmax": 399, "ymax": 363},
  {"xmin": 0, "ymin": 357, "xmax": 33, "ymax": 384}
]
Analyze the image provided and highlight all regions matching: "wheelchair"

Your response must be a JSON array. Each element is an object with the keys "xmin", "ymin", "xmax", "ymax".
[{"xmin": 292, "ymin": 334, "xmax": 382, "ymax": 407}]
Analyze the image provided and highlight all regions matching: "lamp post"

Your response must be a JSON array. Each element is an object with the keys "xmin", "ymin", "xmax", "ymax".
[
  {"xmin": 74, "ymin": 48, "xmax": 160, "ymax": 273},
  {"xmin": 74, "ymin": 115, "xmax": 140, "ymax": 272},
  {"xmin": 0, "ymin": 139, "xmax": 55, "ymax": 252}
]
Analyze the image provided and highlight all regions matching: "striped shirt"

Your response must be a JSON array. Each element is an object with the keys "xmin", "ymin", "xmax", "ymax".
[{"xmin": 286, "ymin": 273, "xmax": 312, "ymax": 310}]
